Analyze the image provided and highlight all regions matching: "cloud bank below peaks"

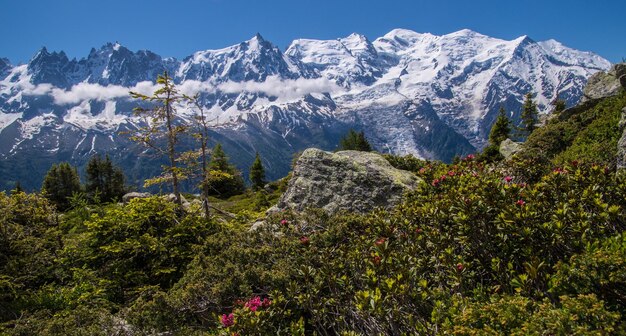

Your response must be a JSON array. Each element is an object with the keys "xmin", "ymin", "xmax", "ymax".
[{"xmin": 22, "ymin": 76, "xmax": 343, "ymax": 106}]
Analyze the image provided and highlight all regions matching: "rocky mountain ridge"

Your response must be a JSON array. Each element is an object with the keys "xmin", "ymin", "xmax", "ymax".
[{"xmin": 0, "ymin": 29, "xmax": 611, "ymax": 190}]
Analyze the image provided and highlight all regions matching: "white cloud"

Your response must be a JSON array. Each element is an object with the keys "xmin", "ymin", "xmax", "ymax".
[
  {"xmin": 51, "ymin": 81, "xmax": 161, "ymax": 105},
  {"xmin": 20, "ymin": 76, "xmax": 342, "ymax": 106},
  {"xmin": 178, "ymin": 80, "xmax": 217, "ymax": 97},
  {"xmin": 217, "ymin": 76, "xmax": 342, "ymax": 100}
]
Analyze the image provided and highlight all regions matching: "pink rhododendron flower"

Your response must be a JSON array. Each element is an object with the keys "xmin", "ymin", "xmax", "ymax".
[
  {"xmin": 516, "ymin": 199, "xmax": 526, "ymax": 206},
  {"xmin": 280, "ymin": 219, "xmax": 288, "ymax": 226},
  {"xmin": 220, "ymin": 313, "xmax": 234, "ymax": 327},
  {"xmin": 457, "ymin": 263, "xmax": 464, "ymax": 271},
  {"xmin": 244, "ymin": 296, "xmax": 262, "ymax": 311},
  {"xmin": 375, "ymin": 237, "xmax": 386, "ymax": 246},
  {"xmin": 504, "ymin": 176, "xmax": 512, "ymax": 183}
]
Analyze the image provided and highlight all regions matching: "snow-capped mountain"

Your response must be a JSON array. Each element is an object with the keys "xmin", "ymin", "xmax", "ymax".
[{"xmin": 0, "ymin": 29, "xmax": 611, "ymax": 191}]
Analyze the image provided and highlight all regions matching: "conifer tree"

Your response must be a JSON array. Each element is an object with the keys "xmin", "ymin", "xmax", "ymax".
[
  {"xmin": 521, "ymin": 93, "xmax": 538, "ymax": 136},
  {"xmin": 187, "ymin": 97, "xmax": 212, "ymax": 217},
  {"xmin": 11, "ymin": 181, "xmax": 23, "ymax": 195},
  {"xmin": 85, "ymin": 154, "xmax": 126, "ymax": 203},
  {"xmin": 552, "ymin": 99, "xmax": 566, "ymax": 114},
  {"xmin": 129, "ymin": 71, "xmax": 188, "ymax": 208},
  {"xmin": 41, "ymin": 162, "xmax": 81, "ymax": 211},
  {"xmin": 489, "ymin": 106, "xmax": 511, "ymax": 146},
  {"xmin": 206, "ymin": 143, "xmax": 245, "ymax": 198},
  {"xmin": 338, "ymin": 129, "xmax": 372, "ymax": 151},
  {"xmin": 249, "ymin": 152, "xmax": 266, "ymax": 191},
  {"xmin": 209, "ymin": 143, "xmax": 230, "ymax": 172}
]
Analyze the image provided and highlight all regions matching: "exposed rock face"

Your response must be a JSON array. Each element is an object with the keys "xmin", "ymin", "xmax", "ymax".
[
  {"xmin": 122, "ymin": 192, "xmax": 152, "ymax": 203},
  {"xmin": 582, "ymin": 63, "xmax": 626, "ymax": 102},
  {"xmin": 499, "ymin": 139, "xmax": 524, "ymax": 160},
  {"xmin": 164, "ymin": 193, "xmax": 189, "ymax": 206},
  {"xmin": 272, "ymin": 148, "xmax": 421, "ymax": 214}
]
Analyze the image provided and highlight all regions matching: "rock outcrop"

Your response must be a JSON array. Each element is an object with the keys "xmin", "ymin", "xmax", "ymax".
[
  {"xmin": 582, "ymin": 63, "xmax": 626, "ymax": 102},
  {"xmin": 122, "ymin": 192, "xmax": 152, "ymax": 203},
  {"xmin": 499, "ymin": 139, "xmax": 524, "ymax": 160},
  {"xmin": 589, "ymin": 63, "xmax": 626, "ymax": 170},
  {"xmin": 270, "ymin": 148, "xmax": 421, "ymax": 214}
]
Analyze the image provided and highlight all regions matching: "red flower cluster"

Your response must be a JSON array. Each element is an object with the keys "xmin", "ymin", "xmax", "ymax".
[
  {"xmin": 375, "ymin": 237, "xmax": 386, "ymax": 246},
  {"xmin": 432, "ymin": 173, "xmax": 454, "ymax": 187},
  {"xmin": 504, "ymin": 176, "xmax": 513, "ymax": 183},
  {"xmin": 300, "ymin": 236, "xmax": 310, "ymax": 245},
  {"xmin": 516, "ymin": 199, "xmax": 526, "ymax": 206},
  {"xmin": 221, "ymin": 313, "xmax": 234, "ymax": 327},
  {"xmin": 280, "ymin": 219, "xmax": 288, "ymax": 226},
  {"xmin": 456, "ymin": 263, "xmax": 464, "ymax": 271},
  {"xmin": 244, "ymin": 296, "xmax": 271, "ymax": 312},
  {"xmin": 372, "ymin": 255, "xmax": 382, "ymax": 265},
  {"xmin": 465, "ymin": 154, "xmax": 475, "ymax": 160}
]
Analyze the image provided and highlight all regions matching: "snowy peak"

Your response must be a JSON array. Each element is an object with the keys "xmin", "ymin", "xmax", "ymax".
[
  {"xmin": 27, "ymin": 47, "xmax": 72, "ymax": 87},
  {"xmin": 538, "ymin": 39, "xmax": 611, "ymax": 70},
  {"xmin": 75, "ymin": 42, "xmax": 172, "ymax": 86},
  {"xmin": 0, "ymin": 58, "xmax": 11, "ymax": 78},
  {"xmin": 285, "ymin": 33, "xmax": 382, "ymax": 86},
  {"xmin": 338, "ymin": 33, "xmax": 377, "ymax": 57},
  {"xmin": 178, "ymin": 34, "xmax": 296, "ymax": 82},
  {"xmin": 379, "ymin": 28, "xmax": 433, "ymax": 44}
]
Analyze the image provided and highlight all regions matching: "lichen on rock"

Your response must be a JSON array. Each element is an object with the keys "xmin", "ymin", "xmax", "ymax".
[{"xmin": 270, "ymin": 148, "xmax": 421, "ymax": 215}]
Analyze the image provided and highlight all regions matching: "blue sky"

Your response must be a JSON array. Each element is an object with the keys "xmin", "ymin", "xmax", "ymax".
[{"xmin": 2, "ymin": 0, "xmax": 625, "ymax": 64}]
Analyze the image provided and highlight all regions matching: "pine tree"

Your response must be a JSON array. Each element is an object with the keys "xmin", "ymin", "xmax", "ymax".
[
  {"xmin": 206, "ymin": 143, "xmax": 245, "ymax": 198},
  {"xmin": 552, "ymin": 99, "xmax": 566, "ymax": 114},
  {"xmin": 249, "ymin": 152, "xmax": 266, "ymax": 191},
  {"xmin": 11, "ymin": 181, "xmax": 23, "ymax": 195},
  {"xmin": 129, "ymin": 71, "xmax": 188, "ymax": 208},
  {"xmin": 489, "ymin": 106, "xmax": 511, "ymax": 146},
  {"xmin": 187, "ymin": 97, "xmax": 212, "ymax": 217},
  {"xmin": 209, "ymin": 143, "xmax": 231, "ymax": 172},
  {"xmin": 338, "ymin": 129, "xmax": 372, "ymax": 151},
  {"xmin": 521, "ymin": 93, "xmax": 538, "ymax": 136},
  {"xmin": 85, "ymin": 154, "xmax": 126, "ymax": 203},
  {"xmin": 41, "ymin": 162, "xmax": 81, "ymax": 211},
  {"xmin": 253, "ymin": 190, "xmax": 270, "ymax": 211}
]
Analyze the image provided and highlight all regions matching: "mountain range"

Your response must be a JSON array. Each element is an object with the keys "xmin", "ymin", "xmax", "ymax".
[{"xmin": 0, "ymin": 29, "xmax": 611, "ymax": 191}]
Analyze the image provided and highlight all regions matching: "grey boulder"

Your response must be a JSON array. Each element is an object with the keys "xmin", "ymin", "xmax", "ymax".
[
  {"xmin": 271, "ymin": 148, "xmax": 421, "ymax": 214},
  {"xmin": 582, "ymin": 63, "xmax": 626, "ymax": 102},
  {"xmin": 499, "ymin": 139, "xmax": 524, "ymax": 160},
  {"xmin": 122, "ymin": 192, "xmax": 152, "ymax": 203}
]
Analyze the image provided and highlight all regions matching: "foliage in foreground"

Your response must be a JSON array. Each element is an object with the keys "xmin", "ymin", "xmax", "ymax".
[{"xmin": 3, "ymin": 154, "xmax": 626, "ymax": 335}]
